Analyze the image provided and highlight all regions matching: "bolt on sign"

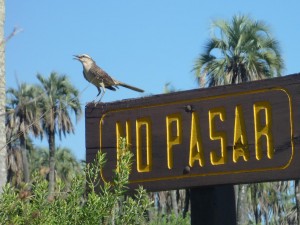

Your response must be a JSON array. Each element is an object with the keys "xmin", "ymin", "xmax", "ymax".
[{"xmin": 86, "ymin": 73, "xmax": 300, "ymax": 191}]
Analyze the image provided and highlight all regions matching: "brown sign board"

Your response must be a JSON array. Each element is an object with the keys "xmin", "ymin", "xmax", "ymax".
[{"xmin": 86, "ymin": 73, "xmax": 300, "ymax": 191}]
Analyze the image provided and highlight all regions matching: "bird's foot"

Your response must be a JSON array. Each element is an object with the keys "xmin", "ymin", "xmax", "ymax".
[{"xmin": 91, "ymin": 99, "xmax": 103, "ymax": 107}]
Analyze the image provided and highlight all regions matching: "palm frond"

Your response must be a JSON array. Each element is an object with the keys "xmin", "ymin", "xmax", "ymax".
[{"xmin": 193, "ymin": 14, "xmax": 284, "ymax": 87}]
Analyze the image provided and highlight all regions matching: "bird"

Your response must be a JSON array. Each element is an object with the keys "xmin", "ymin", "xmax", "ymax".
[{"xmin": 74, "ymin": 54, "xmax": 144, "ymax": 102}]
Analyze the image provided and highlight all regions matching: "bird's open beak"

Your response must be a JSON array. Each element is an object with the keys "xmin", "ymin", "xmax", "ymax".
[{"xmin": 73, "ymin": 55, "xmax": 80, "ymax": 60}]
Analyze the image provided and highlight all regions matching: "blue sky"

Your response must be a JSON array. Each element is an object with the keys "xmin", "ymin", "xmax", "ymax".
[{"xmin": 5, "ymin": 1, "xmax": 300, "ymax": 160}]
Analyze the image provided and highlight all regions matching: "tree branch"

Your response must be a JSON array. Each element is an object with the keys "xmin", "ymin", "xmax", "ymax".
[{"xmin": 0, "ymin": 27, "xmax": 23, "ymax": 46}]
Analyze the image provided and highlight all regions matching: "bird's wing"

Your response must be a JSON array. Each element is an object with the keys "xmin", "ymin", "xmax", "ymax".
[
  {"xmin": 89, "ymin": 65, "xmax": 116, "ymax": 86},
  {"xmin": 106, "ymin": 86, "xmax": 117, "ymax": 91},
  {"xmin": 83, "ymin": 70, "xmax": 88, "ymax": 81}
]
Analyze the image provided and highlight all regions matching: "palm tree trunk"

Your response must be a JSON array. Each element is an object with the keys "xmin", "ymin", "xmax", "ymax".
[
  {"xmin": 237, "ymin": 184, "xmax": 248, "ymax": 225},
  {"xmin": 48, "ymin": 129, "xmax": 56, "ymax": 198},
  {"xmin": 20, "ymin": 134, "xmax": 30, "ymax": 183},
  {"xmin": 170, "ymin": 190, "xmax": 178, "ymax": 216},
  {"xmin": 158, "ymin": 191, "xmax": 167, "ymax": 215},
  {"xmin": 295, "ymin": 180, "xmax": 300, "ymax": 225},
  {"xmin": 183, "ymin": 189, "xmax": 190, "ymax": 218},
  {"xmin": 0, "ymin": 0, "xmax": 7, "ymax": 193},
  {"xmin": 251, "ymin": 184, "xmax": 261, "ymax": 224},
  {"xmin": 231, "ymin": 64, "xmax": 238, "ymax": 84}
]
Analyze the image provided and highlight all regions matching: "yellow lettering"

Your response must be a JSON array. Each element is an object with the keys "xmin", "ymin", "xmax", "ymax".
[
  {"xmin": 209, "ymin": 107, "xmax": 227, "ymax": 165},
  {"xmin": 136, "ymin": 117, "xmax": 152, "ymax": 172},
  {"xmin": 166, "ymin": 113, "xmax": 182, "ymax": 169},
  {"xmin": 254, "ymin": 102, "xmax": 274, "ymax": 160},
  {"xmin": 233, "ymin": 105, "xmax": 249, "ymax": 162},
  {"xmin": 189, "ymin": 112, "xmax": 205, "ymax": 167}
]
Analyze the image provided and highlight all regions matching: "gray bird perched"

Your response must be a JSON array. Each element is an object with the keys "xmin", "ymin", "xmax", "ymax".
[{"xmin": 74, "ymin": 54, "xmax": 144, "ymax": 102}]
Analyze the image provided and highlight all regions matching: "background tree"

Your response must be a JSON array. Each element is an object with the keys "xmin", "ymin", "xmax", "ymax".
[
  {"xmin": 6, "ymin": 83, "xmax": 43, "ymax": 183},
  {"xmin": 193, "ymin": 14, "xmax": 284, "ymax": 225},
  {"xmin": 194, "ymin": 14, "xmax": 283, "ymax": 87},
  {"xmin": 243, "ymin": 182, "xmax": 296, "ymax": 224},
  {"xmin": 0, "ymin": 0, "xmax": 6, "ymax": 193},
  {"xmin": 30, "ymin": 146, "xmax": 83, "ymax": 189},
  {"xmin": 36, "ymin": 72, "xmax": 82, "ymax": 198}
]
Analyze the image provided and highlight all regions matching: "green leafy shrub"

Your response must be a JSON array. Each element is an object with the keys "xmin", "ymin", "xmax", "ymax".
[
  {"xmin": 149, "ymin": 211, "xmax": 190, "ymax": 225},
  {"xmin": 0, "ymin": 138, "xmax": 152, "ymax": 225}
]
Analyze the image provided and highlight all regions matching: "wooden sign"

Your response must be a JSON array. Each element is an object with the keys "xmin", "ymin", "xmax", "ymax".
[{"xmin": 86, "ymin": 73, "xmax": 300, "ymax": 191}]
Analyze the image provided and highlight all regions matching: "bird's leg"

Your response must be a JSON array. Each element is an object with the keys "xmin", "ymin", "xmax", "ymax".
[
  {"xmin": 92, "ymin": 88, "xmax": 101, "ymax": 104},
  {"xmin": 97, "ymin": 82, "xmax": 106, "ymax": 103},
  {"xmin": 92, "ymin": 82, "xmax": 106, "ymax": 106},
  {"xmin": 96, "ymin": 87, "xmax": 101, "ymax": 96},
  {"xmin": 92, "ymin": 96, "xmax": 98, "ymax": 105}
]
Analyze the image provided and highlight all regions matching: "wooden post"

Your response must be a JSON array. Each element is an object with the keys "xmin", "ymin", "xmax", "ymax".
[{"xmin": 191, "ymin": 185, "xmax": 236, "ymax": 225}]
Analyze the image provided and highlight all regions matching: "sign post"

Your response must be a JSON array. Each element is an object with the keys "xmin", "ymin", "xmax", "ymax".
[
  {"xmin": 190, "ymin": 186, "xmax": 236, "ymax": 225},
  {"xmin": 86, "ymin": 73, "xmax": 300, "ymax": 223}
]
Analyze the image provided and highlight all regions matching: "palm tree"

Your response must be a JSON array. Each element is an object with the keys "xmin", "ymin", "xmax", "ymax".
[
  {"xmin": 5, "ymin": 106, "xmax": 21, "ymax": 186},
  {"xmin": 54, "ymin": 147, "xmax": 83, "ymax": 185},
  {"xmin": 6, "ymin": 82, "xmax": 43, "ymax": 183},
  {"xmin": 0, "ymin": 0, "xmax": 6, "ymax": 192},
  {"xmin": 193, "ymin": 14, "xmax": 284, "ymax": 225},
  {"xmin": 36, "ymin": 72, "xmax": 82, "ymax": 197},
  {"xmin": 6, "ymin": 119, "xmax": 36, "ymax": 187},
  {"xmin": 194, "ymin": 14, "xmax": 284, "ymax": 87},
  {"xmin": 30, "ymin": 146, "xmax": 83, "ymax": 188}
]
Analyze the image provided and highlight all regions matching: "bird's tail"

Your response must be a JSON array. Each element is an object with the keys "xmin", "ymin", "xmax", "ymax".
[{"xmin": 119, "ymin": 82, "xmax": 144, "ymax": 93}]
